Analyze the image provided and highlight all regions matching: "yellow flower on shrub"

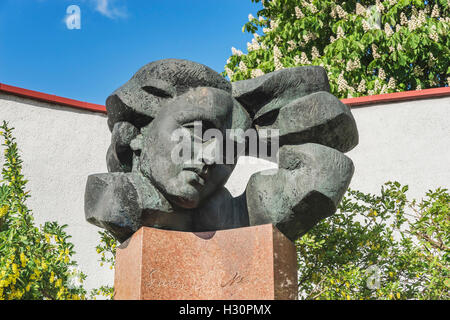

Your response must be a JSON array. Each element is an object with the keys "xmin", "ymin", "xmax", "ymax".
[
  {"xmin": 0, "ymin": 205, "xmax": 8, "ymax": 218},
  {"xmin": 20, "ymin": 252, "xmax": 27, "ymax": 267}
]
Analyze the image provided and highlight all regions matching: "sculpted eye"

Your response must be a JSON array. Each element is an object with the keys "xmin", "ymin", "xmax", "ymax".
[
  {"xmin": 142, "ymin": 85, "xmax": 173, "ymax": 98},
  {"xmin": 253, "ymin": 108, "xmax": 279, "ymax": 127},
  {"xmin": 182, "ymin": 120, "xmax": 215, "ymax": 142}
]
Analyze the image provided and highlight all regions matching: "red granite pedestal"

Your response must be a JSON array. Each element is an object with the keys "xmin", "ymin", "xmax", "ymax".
[{"xmin": 114, "ymin": 224, "xmax": 298, "ymax": 300}]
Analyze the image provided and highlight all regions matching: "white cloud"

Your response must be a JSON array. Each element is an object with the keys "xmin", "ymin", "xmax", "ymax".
[{"xmin": 93, "ymin": 0, "xmax": 127, "ymax": 19}]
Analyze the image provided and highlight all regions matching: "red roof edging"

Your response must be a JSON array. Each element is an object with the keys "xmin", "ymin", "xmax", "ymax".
[
  {"xmin": 0, "ymin": 83, "xmax": 107, "ymax": 114},
  {"xmin": 341, "ymin": 86, "xmax": 450, "ymax": 106},
  {"xmin": 1, "ymin": 82, "xmax": 449, "ymax": 113}
]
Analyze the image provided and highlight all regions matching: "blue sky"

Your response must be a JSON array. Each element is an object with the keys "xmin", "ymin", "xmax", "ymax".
[{"xmin": 0, "ymin": 0, "xmax": 262, "ymax": 104}]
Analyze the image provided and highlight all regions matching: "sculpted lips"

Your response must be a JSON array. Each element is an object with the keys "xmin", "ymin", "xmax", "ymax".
[{"xmin": 182, "ymin": 163, "xmax": 209, "ymax": 187}]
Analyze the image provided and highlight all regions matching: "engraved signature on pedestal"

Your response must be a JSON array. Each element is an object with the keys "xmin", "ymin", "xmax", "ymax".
[
  {"xmin": 220, "ymin": 272, "xmax": 245, "ymax": 288},
  {"xmin": 144, "ymin": 269, "xmax": 250, "ymax": 290}
]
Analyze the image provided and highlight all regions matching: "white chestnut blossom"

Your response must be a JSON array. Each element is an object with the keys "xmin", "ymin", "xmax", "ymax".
[
  {"xmin": 337, "ymin": 71, "xmax": 352, "ymax": 93},
  {"xmin": 308, "ymin": 3, "xmax": 318, "ymax": 14},
  {"xmin": 303, "ymin": 33, "xmax": 312, "ymax": 43},
  {"xmin": 384, "ymin": 23, "xmax": 394, "ymax": 37},
  {"xmin": 270, "ymin": 19, "xmax": 279, "ymax": 30},
  {"xmin": 400, "ymin": 12, "xmax": 408, "ymax": 26},
  {"xmin": 247, "ymin": 38, "xmax": 261, "ymax": 52},
  {"xmin": 300, "ymin": 52, "xmax": 310, "ymax": 64},
  {"xmin": 346, "ymin": 59, "xmax": 361, "ymax": 72},
  {"xmin": 408, "ymin": 10, "xmax": 426, "ymax": 31},
  {"xmin": 335, "ymin": 5, "xmax": 348, "ymax": 19},
  {"xmin": 336, "ymin": 26, "xmax": 345, "ymax": 39},
  {"xmin": 418, "ymin": 10, "xmax": 427, "ymax": 25},
  {"xmin": 429, "ymin": 30, "xmax": 439, "ymax": 42},
  {"xmin": 274, "ymin": 36, "xmax": 282, "ymax": 45},
  {"xmin": 374, "ymin": 79, "xmax": 381, "ymax": 92},
  {"xmin": 362, "ymin": 19, "xmax": 371, "ymax": 32},
  {"xmin": 378, "ymin": 67, "xmax": 386, "ymax": 81},
  {"xmin": 302, "ymin": 0, "xmax": 317, "ymax": 14},
  {"xmin": 357, "ymin": 79, "xmax": 367, "ymax": 93},
  {"xmin": 355, "ymin": 3, "xmax": 366, "ymax": 16},
  {"xmin": 372, "ymin": 44, "xmax": 381, "ymax": 59},
  {"xmin": 295, "ymin": 6, "xmax": 305, "ymax": 19},
  {"xmin": 431, "ymin": 4, "xmax": 440, "ymax": 18},
  {"xmin": 263, "ymin": 19, "xmax": 279, "ymax": 34},
  {"xmin": 413, "ymin": 66, "xmax": 424, "ymax": 77},
  {"xmin": 287, "ymin": 40, "xmax": 296, "ymax": 52},
  {"xmin": 225, "ymin": 67, "xmax": 234, "ymax": 79},
  {"xmin": 428, "ymin": 52, "xmax": 436, "ymax": 65},
  {"xmin": 239, "ymin": 61, "xmax": 248, "ymax": 73},
  {"xmin": 248, "ymin": 14, "xmax": 255, "ymax": 21},
  {"xmin": 330, "ymin": 7, "xmax": 337, "ymax": 19},
  {"xmin": 388, "ymin": 77, "xmax": 396, "ymax": 90},
  {"xmin": 311, "ymin": 46, "xmax": 320, "ymax": 60},
  {"xmin": 251, "ymin": 69, "xmax": 265, "ymax": 78},
  {"xmin": 375, "ymin": 0, "xmax": 384, "ymax": 13},
  {"xmin": 273, "ymin": 45, "xmax": 284, "ymax": 70},
  {"xmin": 231, "ymin": 47, "xmax": 243, "ymax": 56}
]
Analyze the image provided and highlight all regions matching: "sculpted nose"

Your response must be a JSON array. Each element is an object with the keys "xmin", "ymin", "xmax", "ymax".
[{"xmin": 201, "ymin": 138, "xmax": 219, "ymax": 165}]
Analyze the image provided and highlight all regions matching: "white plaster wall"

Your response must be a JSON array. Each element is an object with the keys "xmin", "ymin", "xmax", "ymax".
[
  {"xmin": 0, "ymin": 93, "xmax": 113, "ymax": 292},
  {"xmin": 347, "ymin": 96, "xmax": 450, "ymax": 200},
  {"xmin": 1, "ymin": 92, "xmax": 449, "ymax": 294}
]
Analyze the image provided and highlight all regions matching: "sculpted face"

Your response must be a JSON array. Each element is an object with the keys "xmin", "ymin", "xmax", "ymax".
[
  {"xmin": 139, "ymin": 87, "xmax": 237, "ymax": 209},
  {"xmin": 104, "ymin": 59, "xmax": 251, "ymax": 209}
]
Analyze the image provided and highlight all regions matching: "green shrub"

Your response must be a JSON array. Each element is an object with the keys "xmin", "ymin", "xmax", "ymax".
[
  {"xmin": 0, "ymin": 121, "xmax": 87, "ymax": 300},
  {"xmin": 297, "ymin": 182, "xmax": 449, "ymax": 299}
]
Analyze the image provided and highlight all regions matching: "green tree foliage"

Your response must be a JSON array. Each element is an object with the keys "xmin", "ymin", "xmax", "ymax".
[
  {"xmin": 297, "ymin": 182, "xmax": 449, "ymax": 300},
  {"xmin": 0, "ymin": 121, "xmax": 87, "ymax": 300},
  {"xmin": 225, "ymin": 0, "xmax": 450, "ymax": 98}
]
